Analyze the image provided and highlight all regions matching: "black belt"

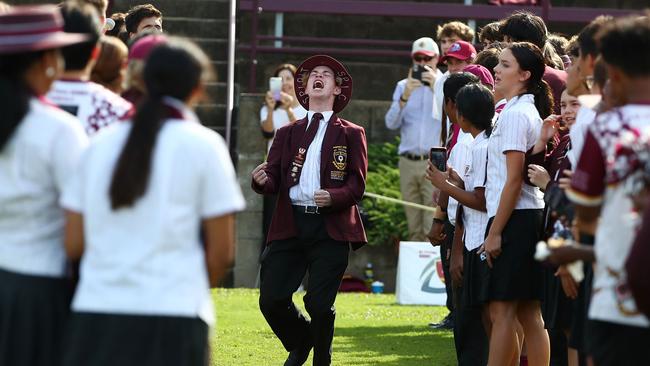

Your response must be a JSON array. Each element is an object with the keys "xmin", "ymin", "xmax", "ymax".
[
  {"xmin": 292, "ymin": 205, "xmax": 320, "ymax": 214},
  {"xmin": 400, "ymin": 152, "xmax": 428, "ymax": 161}
]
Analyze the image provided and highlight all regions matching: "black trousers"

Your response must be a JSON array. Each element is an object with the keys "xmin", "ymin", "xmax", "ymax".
[
  {"xmin": 441, "ymin": 221, "xmax": 455, "ymax": 313},
  {"xmin": 259, "ymin": 208, "xmax": 350, "ymax": 366},
  {"xmin": 453, "ymin": 248, "xmax": 488, "ymax": 366}
]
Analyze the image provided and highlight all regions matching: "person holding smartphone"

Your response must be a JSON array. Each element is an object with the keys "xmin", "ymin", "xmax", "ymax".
[
  {"xmin": 261, "ymin": 63, "xmax": 307, "ymax": 152},
  {"xmin": 385, "ymin": 37, "xmax": 443, "ymax": 243},
  {"xmin": 480, "ymin": 42, "xmax": 554, "ymax": 366}
]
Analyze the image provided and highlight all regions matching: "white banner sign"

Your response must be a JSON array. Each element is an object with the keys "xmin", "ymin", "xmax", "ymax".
[{"xmin": 395, "ymin": 241, "xmax": 447, "ymax": 305}]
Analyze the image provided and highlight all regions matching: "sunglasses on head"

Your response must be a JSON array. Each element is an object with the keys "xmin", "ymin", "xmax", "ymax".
[{"xmin": 413, "ymin": 55, "xmax": 434, "ymax": 62}]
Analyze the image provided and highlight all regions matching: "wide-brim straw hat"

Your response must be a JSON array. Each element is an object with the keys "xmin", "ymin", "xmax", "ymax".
[{"xmin": 0, "ymin": 5, "xmax": 90, "ymax": 54}]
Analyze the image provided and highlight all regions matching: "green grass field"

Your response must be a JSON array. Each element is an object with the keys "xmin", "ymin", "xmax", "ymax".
[{"xmin": 210, "ymin": 289, "xmax": 455, "ymax": 365}]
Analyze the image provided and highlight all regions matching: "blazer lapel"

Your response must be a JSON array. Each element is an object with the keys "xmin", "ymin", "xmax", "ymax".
[
  {"xmin": 289, "ymin": 117, "xmax": 308, "ymax": 154},
  {"xmin": 320, "ymin": 114, "xmax": 343, "ymax": 183}
]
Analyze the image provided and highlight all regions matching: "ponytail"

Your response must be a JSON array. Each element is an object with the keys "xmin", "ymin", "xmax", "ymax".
[
  {"xmin": 108, "ymin": 37, "xmax": 212, "ymax": 210},
  {"xmin": 0, "ymin": 52, "xmax": 45, "ymax": 151},
  {"xmin": 108, "ymin": 95, "xmax": 166, "ymax": 209},
  {"xmin": 528, "ymin": 79, "xmax": 554, "ymax": 119}
]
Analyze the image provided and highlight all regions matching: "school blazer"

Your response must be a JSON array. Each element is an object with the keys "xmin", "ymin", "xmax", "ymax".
[{"xmin": 252, "ymin": 114, "xmax": 368, "ymax": 249}]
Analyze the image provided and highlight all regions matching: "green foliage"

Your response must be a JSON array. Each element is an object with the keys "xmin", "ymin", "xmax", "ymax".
[
  {"xmin": 362, "ymin": 138, "xmax": 409, "ymax": 246},
  {"xmin": 212, "ymin": 288, "xmax": 455, "ymax": 365}
]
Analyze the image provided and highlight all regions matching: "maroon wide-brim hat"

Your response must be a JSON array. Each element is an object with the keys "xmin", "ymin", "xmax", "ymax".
[
  {"xmin": 0, "ymin": 5, "xmax": 90, "ymax": 55},
  {"xmin": 294, "ymin": 55, "xmax": 352, "ymax": 113}
]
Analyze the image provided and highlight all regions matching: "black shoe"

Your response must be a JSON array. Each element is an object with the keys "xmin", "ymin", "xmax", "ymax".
[
  {"xmin": 428, "ymin": 313, "xmax": 454, "ymax": 330},
  {"xmin": 284, "ymin": 340, "xmax": 313, "ymax": 366}
]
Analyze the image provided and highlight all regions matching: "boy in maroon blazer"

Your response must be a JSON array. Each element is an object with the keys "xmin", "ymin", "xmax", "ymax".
[{"xmin": 251, "ymin": 55, "xmax": 368, "ymax": 366}]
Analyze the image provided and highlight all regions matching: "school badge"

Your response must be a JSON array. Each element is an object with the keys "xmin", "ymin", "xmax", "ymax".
[{"xmin": 332, "ymin": 146, "xmax": 347, "ymax": 170}]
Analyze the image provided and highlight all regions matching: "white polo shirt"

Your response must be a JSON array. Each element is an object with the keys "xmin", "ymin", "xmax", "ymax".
[
  {"xmin": 0, "ymin": 98, "xmax": 88, "ymax": 277},
  {"xmin": 61, "ymin": 98, "xmax": 245, "ymax": 324},
  {"xmin": 447, "ymin": 131, "xmax": 473, "ymax": 226},
  {"xmin": 462, "ymin": 131, "xmax": 489, "ymax": 251},
  {"xmin": 486, "ymin": 94, "xmax": 544, "ymax": 218}
]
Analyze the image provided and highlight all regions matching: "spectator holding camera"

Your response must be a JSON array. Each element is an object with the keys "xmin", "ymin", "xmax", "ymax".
[
  {"xmin": 385, "ymin": 37, "xmax": 443, "ymax": 242},
  {"xmin": 260, "ymin": 63, "xmax": 307, "ymax": 152}
]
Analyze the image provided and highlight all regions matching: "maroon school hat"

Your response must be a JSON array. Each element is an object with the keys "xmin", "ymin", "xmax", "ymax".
[
  {"xmin": 128, "ymin": 34, "xmax": 168, "ymax": 61},
  {"xmin": 463, "ymin": 64, "xmax": 494, "ymax": 90},
  {"xmin": 294, "ymin": 55, "xmax": 352, "ymax": 113},
  {"xmin": 0, "ymin": 5, "xmax": 90, "ymax": 54},
  {"xmin": 440, "ymin": 40, "xmax": 477, "ymax": 63}
]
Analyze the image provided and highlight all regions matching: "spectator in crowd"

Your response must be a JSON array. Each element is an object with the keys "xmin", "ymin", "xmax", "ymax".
[
  {"xmin": 566, "ymin": 14, "xmax": 650, "ymax": 365},
  {"xmin": 61, "ymin": 37, "xmax": 244, "ymax": 366},
  {"xmin": 499, "ymin": 11, "xmax": 567, "ymax": 114},
  {"xmin": 259, "ymin": 63, "xmax": 308, "ymax": 253},
  {"xmin": 565, "ymin": 16, "xmax": 611, "ymax": 167},
  {"xmin": 426, "ymin": 73, "xmax": 490, "ymax": 365},
  {"xmin": 437, "ymin": 20, "xmax": 475, "ymax": 56},
  {"xmin": 478, "ymin": 21, "xmax": 503, "ymax": 48},
  {"xmin": 385, "ymin": 37, "xmax": 443, "ymax": 242},
  {"xmin": 433, "ymin": 40, "xmax": 477, "ymax": 150},
  {"xmin": 121, "ymin": 33, "xmax": 167, "ymax": 105},
  {"xmin": 79, "ymin": 0, "xmax": 107, "ymax": 26},
  {"xmin": 125, "ymin": 3, "xmax": 162, "ymax": 39},
  {"xmin": 90, "ymin": 35, "xmax": 128, "ymax": 94},
  {"xmin": 481, "ymin": 42, "xmax": 553, "ymax": 366},
  {"xmin": 0, "ymin": 5, "xmax": 89, "ymax": 366},
  {"xmin": 106, "ymin": 12, "xmax": 128, "ymax": 44},
  {"xmin": 474, "ymin": 42, "xmax": 504, "ymax": 79},
  {"xmin": 261, "ymin": 63, "xmax": 308, "ymax": 151},
  {"xmin": 47, "ymin": 1, "xmax": 132, "ymax": 135},
  {"xmin": 548, "ymin": 33, "xmax": 571, "ymax": 69},
  {"xmin": 251, "ymin": 54, "xmax": 367, "ymax": 366},
  {"xmin": 527, "ymin": 88, "xmax": 581, "ymax": 366}
]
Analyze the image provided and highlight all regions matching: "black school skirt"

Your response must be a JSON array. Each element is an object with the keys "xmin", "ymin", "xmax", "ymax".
[
  {"xmin": 0, "ymin": 268, "xmax": 73, "ymax": 366},
  {"xmin": 462, "ymin": 247, "xmax": 486, "ymax": 308},
  {"xmin": 63, "ymin": 312, "xmax": 209, "ymax": 366},
  {"xmin": 479, "ymin": 209, "xmax": 544, "ymax": 302},
  {"xmin": 541, "ymin": 265, "xmax": 573, "ymax": 330}
]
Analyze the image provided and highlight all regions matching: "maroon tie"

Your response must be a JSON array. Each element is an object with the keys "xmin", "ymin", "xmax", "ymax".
[{"xmin": 288, "ymin": 113, "xmax": 323, "ymax": 187}]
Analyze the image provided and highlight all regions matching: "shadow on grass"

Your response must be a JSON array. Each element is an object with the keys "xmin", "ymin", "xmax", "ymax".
[{"xmin": 332, "ymin": 325, "xmax": 455, "ymax": 366}]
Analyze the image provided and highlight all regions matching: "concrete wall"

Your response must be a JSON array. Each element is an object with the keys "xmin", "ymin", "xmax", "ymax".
[{"xmin": 233, "ymin": 94, "xmax": 401, "ymax": 289}]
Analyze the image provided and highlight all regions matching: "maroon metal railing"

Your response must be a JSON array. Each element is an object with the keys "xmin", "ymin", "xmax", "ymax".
[{"xmin": 239, "ymin": 0, "xmax": 640, "ymax": 92}]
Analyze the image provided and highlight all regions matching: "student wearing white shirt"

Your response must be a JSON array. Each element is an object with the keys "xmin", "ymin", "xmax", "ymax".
[
  {"xmin": 427, "ymin": 72, "xmax": 479, "ymax": 331},
  {"xmin": 61, "ymin": 38, "xmax": 245, "ymax": 366},
  {"xmin": 481, "ymin": 42, "xmax": 554, "ymax": 366},
  {"xmin": 0, "ymin": 6, "xmax": 89, "ymax": 366},
  {"xmin": 427, "ymin": 83, "xmax": 494, "ymax": 365}
]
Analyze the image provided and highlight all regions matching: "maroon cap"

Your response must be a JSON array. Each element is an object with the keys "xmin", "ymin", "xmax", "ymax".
[
  {"xmin": 0, "ymin": 5, "xmax": 90, "ymax": 54},
  {"xmin": 463, "ymin": 64, "xmax": 494, "ymax": 90},
  {"xmin": 294, "ymin": 55, "xmax": 352, "ymax": 113},
  {"xmin": 440, "ymin": 41, "xmax": 477, "ymax": 63},
  {"xmin": 128, "ymin": 34, "xmax": 167, "ymax": 61}
]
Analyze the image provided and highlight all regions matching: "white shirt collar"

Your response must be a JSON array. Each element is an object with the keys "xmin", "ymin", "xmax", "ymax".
[
  {"xmin": 307, "ymin": 110, "xmax": 334, "ymax": 124},
  {"xmin": 504, "ymin": 93, "xmax": 534, "ymax": 109},
  {"xmin": 162, "ymin": 96, "xmax": 200, "ymax": 124}
]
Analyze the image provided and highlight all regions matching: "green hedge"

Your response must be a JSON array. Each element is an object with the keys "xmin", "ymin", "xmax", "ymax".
[{"xmin": 362, "ymin": 138, "xmax": 408, "ymax": 246}]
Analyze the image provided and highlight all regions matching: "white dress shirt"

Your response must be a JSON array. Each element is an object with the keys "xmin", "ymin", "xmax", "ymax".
[
  {"xmin": 462, "ymin": 132, "xmax": 489, "ymax": 251},
  {"xmin": 447, "ymin": 131, "xmax": 474, "ymax": 226},
  {"xmin": 289, "ymin": 111, "xmax": 334, "ymax": 206},
  {"xmin": 568, "ymin": 105, "xmax": 597, "ymax": 167},
  {"xmin": 0, "ymin": 98, "xmax": 88, "ymax": 278},
  {"xmin": 61, "ymin": 97, "xmax": 245, "ymax": 324},
  {"xmin": 486, "ymin": 94, "xmax": 545, "ymax": 218},
  {"xmin": 385, "ymin": 70, "xmax": 444, "ymax": 155}
]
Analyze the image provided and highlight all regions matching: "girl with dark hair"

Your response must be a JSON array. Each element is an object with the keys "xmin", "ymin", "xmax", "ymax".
[
  {"xmin": 426, "ymin": 82, "xmax": 495, "ymax": 365},
  {"xmin": 480, "ymin": 42, "xmax": 553, "ymax": 366},
  {"xmin": 260, "ymin": 63, "xmax": 307, "ymax": 151},
  {"xmin": 0, "ymin": 6, "xmax": 89, "ymax": 366},
  {"xmin": 61, "ymin": 37, "xmax": 245, "ymax": 366}
]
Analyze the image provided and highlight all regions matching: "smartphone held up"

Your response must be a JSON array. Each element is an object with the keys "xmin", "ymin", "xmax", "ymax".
[
  {"xmin": 429, "ymin": 147, "xmax": 447, "ymax": 172},
  {"xmin": 269, "ymin": 77, "xmax": 282, "ymax": 101}
]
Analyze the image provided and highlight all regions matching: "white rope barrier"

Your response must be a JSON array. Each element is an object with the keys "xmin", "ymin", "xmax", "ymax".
[{"xmin": 363, "ymin": 192, "xmax": 437, "ymax": 212}]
